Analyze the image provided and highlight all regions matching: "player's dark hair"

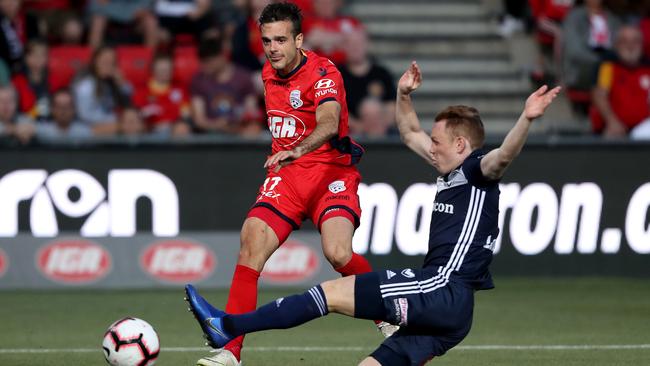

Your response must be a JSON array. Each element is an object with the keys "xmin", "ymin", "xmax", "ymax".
[
  {"xmin": 198, "ymin": 37, "xmax": 223, "ymax": 60},
  {"xmin": 259, "ymin": 2, "xmax": 303, "ymax": 37},
  {"xmin": 435, "ymin": 105, "xmax": 485, "ymax": 149}
]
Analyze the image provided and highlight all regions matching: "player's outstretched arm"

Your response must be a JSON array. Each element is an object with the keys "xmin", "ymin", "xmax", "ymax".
[
  {"xmin": 480, "ymin": 85, "xmax": 561, "ymax": 180},
  {"xmin": 264, "ymin": 101, "xmax": 340, "ymax": 170},
  {"xmin": 396, "ymin": 61, "xmax": 434, "ymax": 165}
]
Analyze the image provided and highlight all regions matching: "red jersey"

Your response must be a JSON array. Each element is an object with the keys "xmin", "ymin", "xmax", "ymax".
[
  {"xmin": 133, "ymin": 80, "xmax": 189, "ymax": 128},
  {"xmin": 592, "ymin": 61, "xmax": 650, "ymax": 131},
  {"xmin": 262, "ymin": 49, "xmax": 362, "ymax": 166}
]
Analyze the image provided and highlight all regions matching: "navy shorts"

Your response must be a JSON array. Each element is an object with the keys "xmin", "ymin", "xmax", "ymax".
[{"xmin": 354, "ymin": 267, "xmax": 474, "ymax": 366}]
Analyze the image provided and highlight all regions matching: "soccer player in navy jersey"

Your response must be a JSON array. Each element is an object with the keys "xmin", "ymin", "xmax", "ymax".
[{"xmin": 186, "ymin": 62, "xmax": 561, "ymax": 365}]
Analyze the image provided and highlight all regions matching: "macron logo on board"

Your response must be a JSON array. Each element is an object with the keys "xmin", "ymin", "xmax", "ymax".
[{"xmin": 0, "ymin": 169, "xmax": 179, "ymax": 238}]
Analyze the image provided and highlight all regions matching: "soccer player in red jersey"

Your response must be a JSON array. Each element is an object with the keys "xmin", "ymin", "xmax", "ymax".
[{"xmin": 190, "ymin": 3, "xmax": 391, "ymax": 366}]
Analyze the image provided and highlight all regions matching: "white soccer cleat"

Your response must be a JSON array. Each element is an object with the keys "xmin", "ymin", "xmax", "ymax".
[
  {"xmin": 377, "ymin": 321, "xmax": 399, "ymax": 338},
  {"xmin": 196, "ymin": 349, "xmax": 241, "ymax": 366}
]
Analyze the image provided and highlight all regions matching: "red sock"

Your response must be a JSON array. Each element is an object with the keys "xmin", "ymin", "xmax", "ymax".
[
  {"xmin": 334, "ymin": 252, "xmax": 373, "ymax": 277},
  {"xmin": 335, "ymin": 253, "xmax": 382, "ymax": 325},
  {"xmin": 223, "ymin": 264, "xmax": 260, "ymax": 360}
]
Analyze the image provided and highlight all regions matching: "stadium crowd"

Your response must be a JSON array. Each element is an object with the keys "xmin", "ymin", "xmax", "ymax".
[
  {"xmin": 501, "ymin": 0, "xmax": 650, "ymax": 138},
  {"xmin": 1, "ymin": 0, "xmax": 650, "ymax": 144},
  {"xmin": 0, "ymin": 0, "xmax": 397, "ymax": 145}
]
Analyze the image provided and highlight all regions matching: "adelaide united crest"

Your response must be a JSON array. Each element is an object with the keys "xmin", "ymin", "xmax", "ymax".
[{"xmin": 290, "ymin": 89, "xmax": 303, "ymax": 109}]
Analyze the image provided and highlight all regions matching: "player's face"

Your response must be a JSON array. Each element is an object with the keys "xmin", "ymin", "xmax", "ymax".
[
  {"xmin": 261, "ymin": 20, "xmax": 304, "ymax": 74},
  {"xmin": 430, "ymin": 120, "xmax": 464, "ymax": 175}
]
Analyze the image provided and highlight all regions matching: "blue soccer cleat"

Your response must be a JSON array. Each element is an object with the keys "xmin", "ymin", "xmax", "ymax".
[{"xmin": 185, "ymin": 284, "xmax": 234, "ymax": 349}]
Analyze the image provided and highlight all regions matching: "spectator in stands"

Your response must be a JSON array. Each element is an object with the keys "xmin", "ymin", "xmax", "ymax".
[
  {"xmin": 356, "ymin": 97, "xmax": 397, "ymax": 139},
  {"xmin": 562, "ymin": 0, "xmax": 621, "ymax": 95},
  {"xmin": 231, "ymin": 0, "xmax": 271, "ymax": 72},
  {"xmin": 88, "ymin": 0, "xmax": 158, "ymax": 49},
  {"xmin": 0, "ymin": 84, "xmax": 34, "ymax": 143},
  {"xmin": 154, "ymin": 0, "xmax": 215, "ymax": 46},
  {"xmin": 11, "ymin": 39, "xmax": 49, "ymax": 120},
  {"xmin": 119, "ymin": 106, "xmax": 145, "ymax": 136},
  {"xmin": 133, "ymin": 53, "xmax": 191, "ymax": 137},
  {"xmin": 73, "ymin": 45, "xmax": 132, "ymax": 136},
  {"xmin": 592, "ymin": 25, "xmax": 650, "ymax": 137},
  {"xmin": 31, "ymin": 88, "xmax": 92, "ymax": 141},
  {"xmin": 190, "ymin": 37, "xmax": 262, "ymax": 135},
  {"xmin": 339, "ymin": 28, "xmax": 395, "ymax": 133},
  {"xmin": 303, "ymin": 0, "xmax": 362, "ymax": 65},
  {"xmin": 0, "ymin": 0, "xmax": 39, "ymax": 74},
  {"xmin": 528, "ymin": 0, "xmax": 575, "ymax": 86},
  {"xmin": 59, "ymin": 17, "xmax": 84, "ymax": 45}
]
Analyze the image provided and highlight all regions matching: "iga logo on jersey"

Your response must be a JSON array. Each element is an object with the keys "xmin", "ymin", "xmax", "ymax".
[
  {"xmin": 141, "ymin": 239, "xmax": 216, "ymax": 283},
  {"xmin": 37, "ymin": 239, "xmax": 111, "ymax": 284},
  {"xmin": 328, "ymin": 180, "xmax": 346, "ymax": 194},
  {"xmin": 314, "ymin": 79, "xmax": 335, "ymax": 89},
  {"xmin": 268, "ymin": 110, "xmax": 307, "ymax": 147},
  {"xmin": 261, "ymin": 240, "xmax": 320, "ymax": 284},
  {"xmin": 0, "ymin": 248, "xmax": 7, "ymax": 278}
]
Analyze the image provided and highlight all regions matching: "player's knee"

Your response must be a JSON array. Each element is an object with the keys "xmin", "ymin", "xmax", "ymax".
[
  {"xmin": 320, "ymin": 276, "xmax": 355, "ymax": 316},
  {"xmin": 236, "ymin": 243, "xmax": 263, "ymax": 269},
  {"xmin": 322, "ymin": 244, "xmax": 352, "ymax": 269},
  {"xmin": 237, "ymin": 221, "xmax": 278, "ymax": 270}
]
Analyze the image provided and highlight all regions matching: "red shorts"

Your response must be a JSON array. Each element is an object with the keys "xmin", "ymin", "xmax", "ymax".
[{"xmin": 247, "ymin": 162, "xmax": 362, "ymax": 243}]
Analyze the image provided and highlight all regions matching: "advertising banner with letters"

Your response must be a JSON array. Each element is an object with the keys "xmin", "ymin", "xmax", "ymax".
[{"xmin": 0, "ymin": 142, "xmax": 648, "ymax": 288}]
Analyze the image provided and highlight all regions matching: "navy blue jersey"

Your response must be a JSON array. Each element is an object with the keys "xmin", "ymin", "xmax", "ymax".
[{"xmin": 423, "ymin": 149, "xmax": 499, "ymax": 290}]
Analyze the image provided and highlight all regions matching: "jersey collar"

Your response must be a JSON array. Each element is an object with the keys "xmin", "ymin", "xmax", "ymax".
[
  {"xmin": 277, "ymin": 50, "xmax": 308, "ymax": 79},
  {"xmin": 443, "ymin": 149, "xmax": 484, "ymax": 181}
]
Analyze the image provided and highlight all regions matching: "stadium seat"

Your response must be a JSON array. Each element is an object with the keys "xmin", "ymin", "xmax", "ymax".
[
  {"xmin": 173, "ymin": 46, "xmax": 200, "ymax": 88},
  {"xmin": 48, "ymin": 46, "xmax": 92, "ymax": 91},
  {"xmin": 116, "ymin": 46, "xmax": 154, "ymax": 88}
]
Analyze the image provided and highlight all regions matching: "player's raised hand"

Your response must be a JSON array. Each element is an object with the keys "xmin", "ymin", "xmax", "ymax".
[
  {"xmin": 524, "ymin": 85, "xmax": 562, "ymax": 120},
  {"xmin": 397, "ymin": 61, "xmax": 422, "ymax": 96},
  {"xmin": 264, "ymin": 149, "xmax": 302, "ymax": 172}
]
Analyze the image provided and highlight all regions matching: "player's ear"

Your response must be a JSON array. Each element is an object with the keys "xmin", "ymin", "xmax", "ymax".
[
  {"xmin": 456, "ymin": 136, "xmax": 467, "ymax": 153},
  {"xmin": 295, "ymin": 32, "xmax": 304, "ymax": 49}
]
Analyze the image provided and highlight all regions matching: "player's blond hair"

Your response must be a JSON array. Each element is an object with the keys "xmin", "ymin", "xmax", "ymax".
[{"xmin": 435, "ymin": 105, "xmax": 485, "ymax": 149}]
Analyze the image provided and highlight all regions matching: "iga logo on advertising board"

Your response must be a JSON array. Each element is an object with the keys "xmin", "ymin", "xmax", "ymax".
[
  {"xmin": 0, "ymin": 248, "xmax": 7, "ymax": 278},
  {"xmin": 37, "ymin": 239, "xmax": 111, "ymax": 284},
  {"xmin": 141, "ymin": 240, "xmax": 216, "ymax": 283},
  {"xmin": 261, "ymin": 240, "xmax": 320, "ymax": 284}
]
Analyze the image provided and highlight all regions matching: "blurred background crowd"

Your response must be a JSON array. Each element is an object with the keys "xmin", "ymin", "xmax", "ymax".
[{"xmin": 0, "ymin": 0, "xmax": 649, "ymax": 146}]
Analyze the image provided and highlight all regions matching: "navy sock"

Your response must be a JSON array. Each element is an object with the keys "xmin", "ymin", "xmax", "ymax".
[{"xmin": 222, "ymin": 285, "xmax": 328, "ymax": 337}]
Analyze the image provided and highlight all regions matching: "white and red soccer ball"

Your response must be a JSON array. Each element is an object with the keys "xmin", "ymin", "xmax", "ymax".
[{"xmin": 102, "ymin": 317, "xmax": 160, "ymax": 366}]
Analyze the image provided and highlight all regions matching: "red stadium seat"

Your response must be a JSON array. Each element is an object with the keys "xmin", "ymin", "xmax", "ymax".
[
  {"xmin": 173, "ymin": 46, "xmax": 200, "ymax": 89},
  {"xmin": 48, "ymin": 46, "xmax": 92, "ymax": 91},
  {"xmin": 116, "ymin": 46, "xmax": 154, "ymax": 88}
]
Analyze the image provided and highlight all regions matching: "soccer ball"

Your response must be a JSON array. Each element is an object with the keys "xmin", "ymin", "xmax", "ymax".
[{"xmin": 102, "ymin": 317, "xmax": 160, "ymax": 366}]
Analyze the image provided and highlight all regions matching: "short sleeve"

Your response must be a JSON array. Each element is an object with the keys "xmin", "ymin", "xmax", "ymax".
[
  {"xmin": 312, "ymin": 63, "xmax": 345, "ymax": 106},
  {"xmin": 462, "ymin": 152, "xmax": 497, "ymax": 187}
]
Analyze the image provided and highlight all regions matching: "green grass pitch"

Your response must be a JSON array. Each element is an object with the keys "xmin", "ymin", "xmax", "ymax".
[{"xmin": 1, "ymin": 278, "xmax": 649, "ymax": 365}]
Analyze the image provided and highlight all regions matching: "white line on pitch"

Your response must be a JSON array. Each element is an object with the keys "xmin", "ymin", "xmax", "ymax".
[{"xmin": 1, "ymin": 344, "xmax": 650, "ymax": 354}]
